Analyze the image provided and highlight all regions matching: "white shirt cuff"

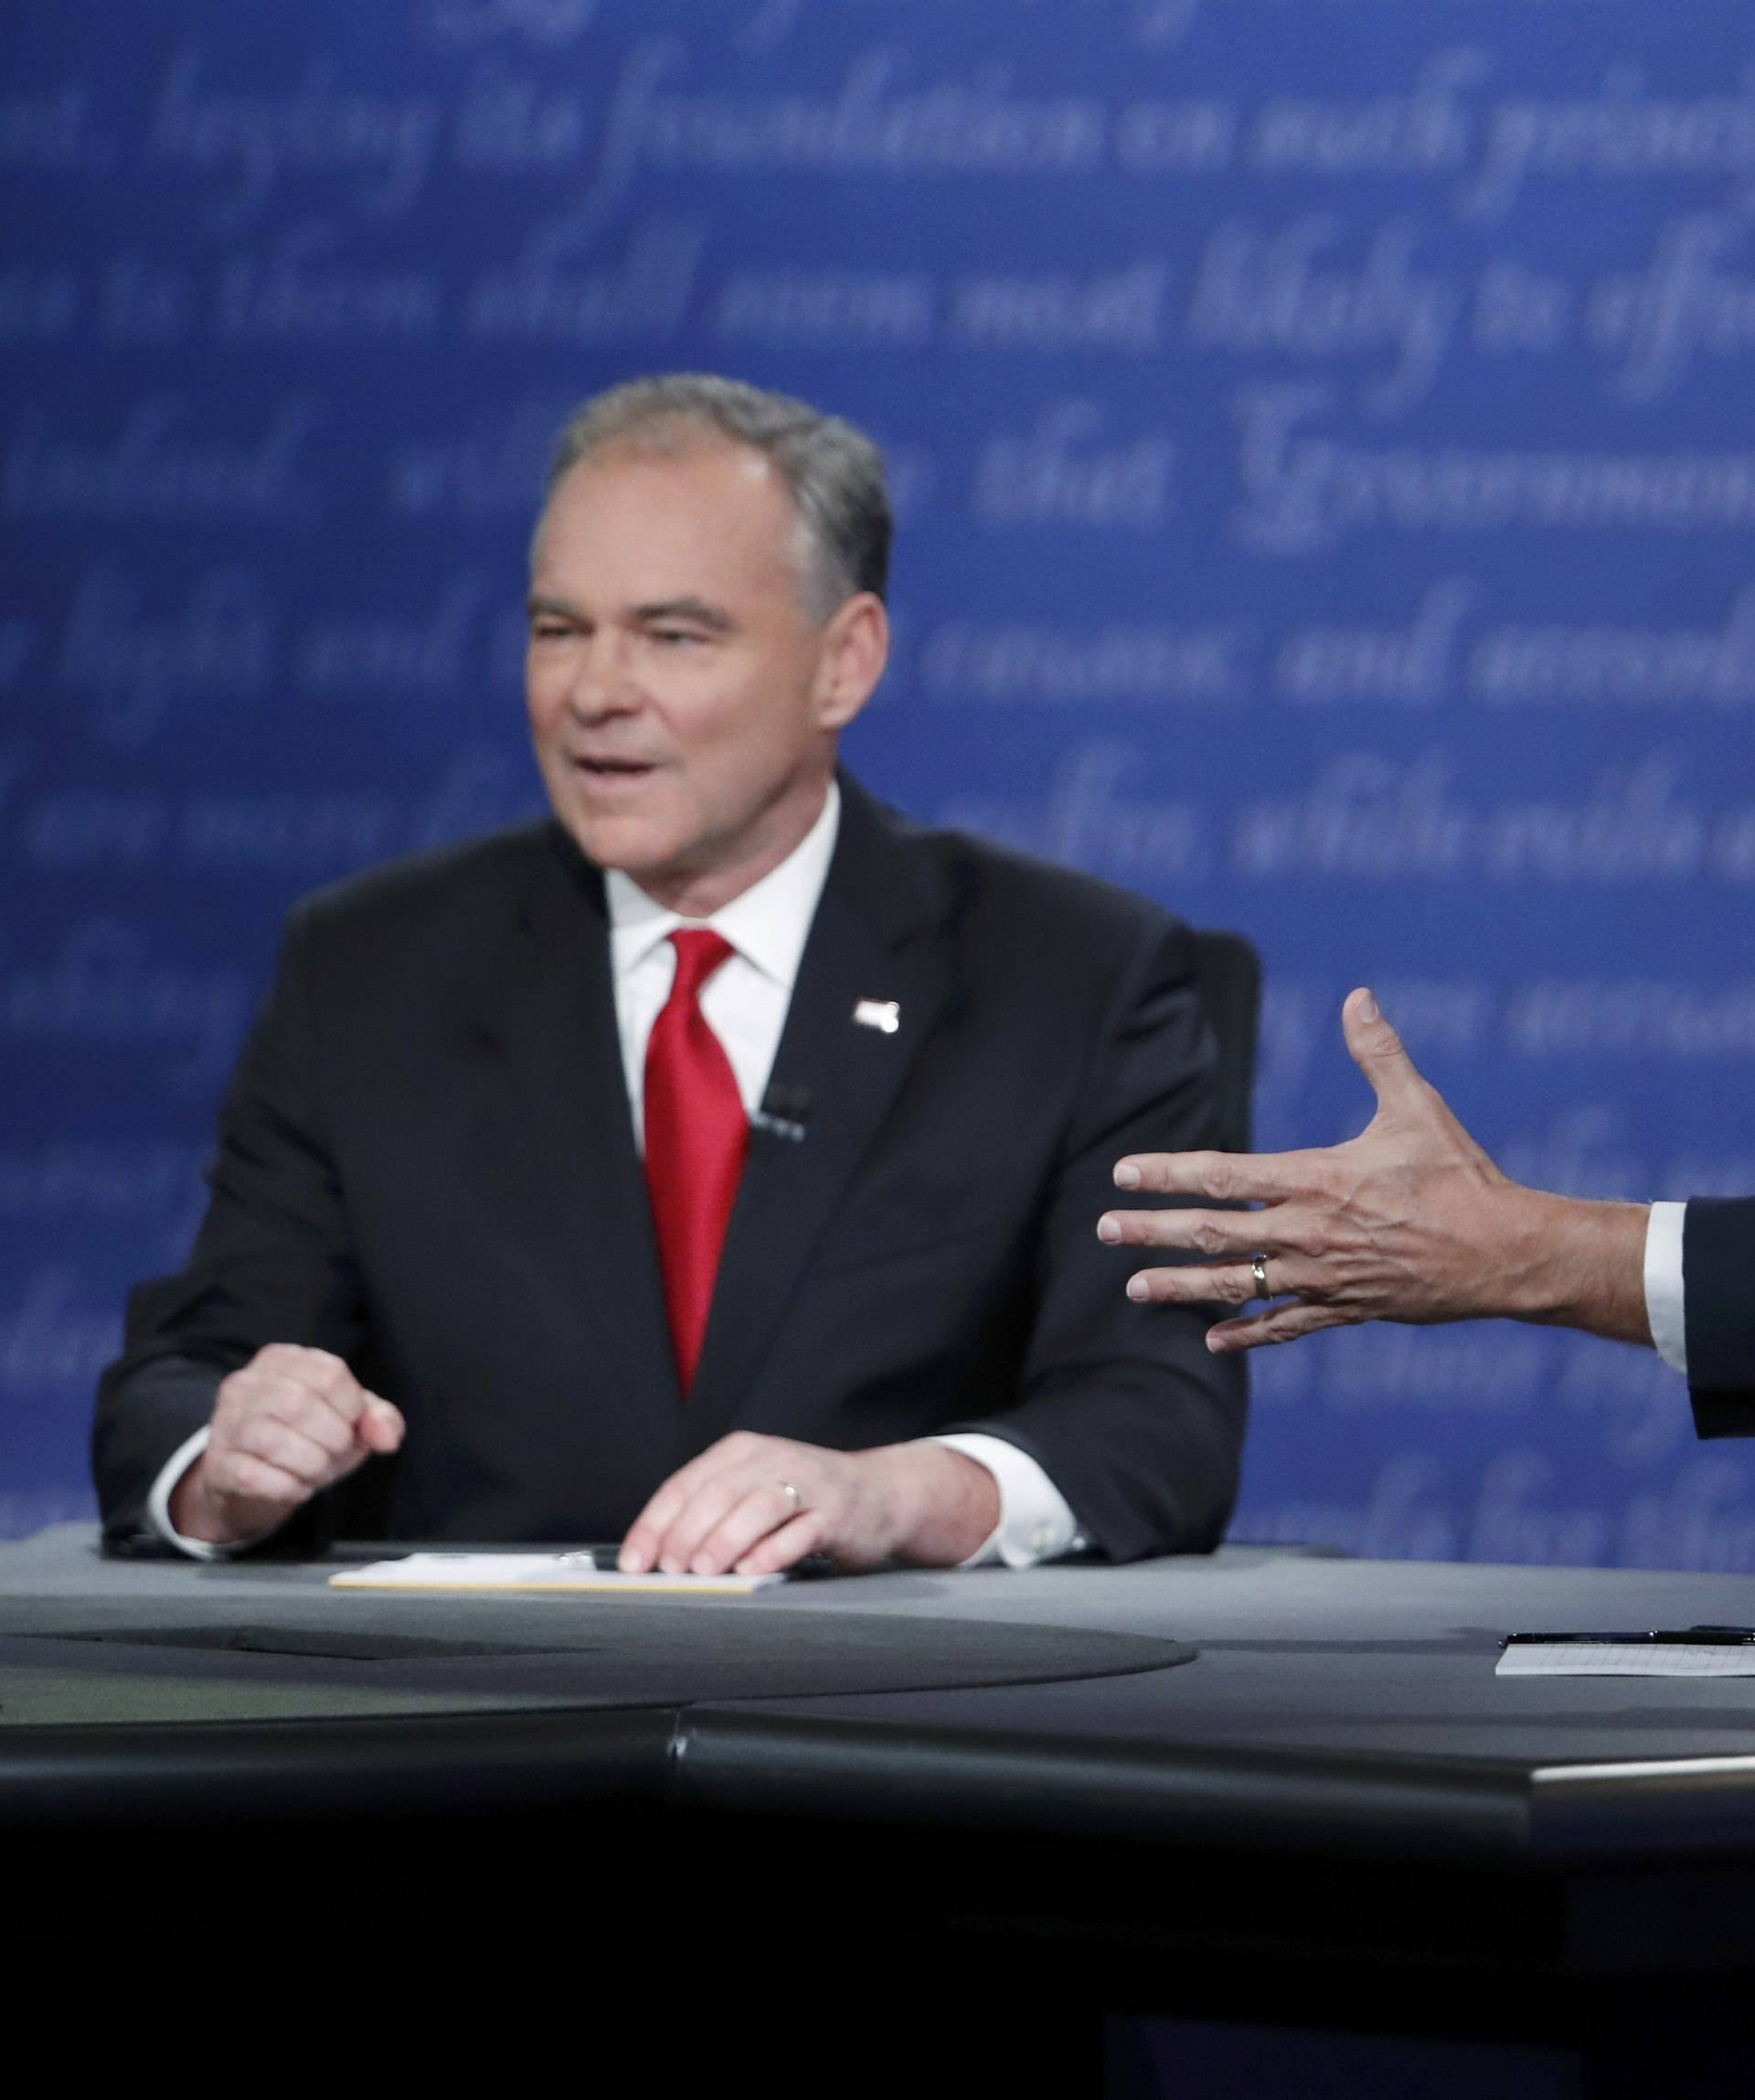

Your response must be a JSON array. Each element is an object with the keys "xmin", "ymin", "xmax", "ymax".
[
  {"xmin": 147, "ymin": 1427, "xmax": 231, "ymax": 1558},
  {"xmin": 927, "ymin": 1432, "xmax": 1086, "ymax": 1569},
  {"xmin": 1644, "ymin": 1200, "xmax": 1688, "ymax": 1376},
  {"xmin": 145, "ymin": 1425, "xmax": 282, "ymax": 1559}
]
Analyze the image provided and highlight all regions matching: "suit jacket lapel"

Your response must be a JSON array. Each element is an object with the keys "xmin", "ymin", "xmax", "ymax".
[
  {"xmin": 685, "ymin": 779, "xmax": 959, "ymax": 1445},
  {"xmin": 476, "ymin": 824, "xmax": 685, "ymax": 1428}
]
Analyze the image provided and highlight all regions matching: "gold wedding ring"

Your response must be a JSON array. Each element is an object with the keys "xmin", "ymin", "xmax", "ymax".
[
  {"xmin": 777, "ymin": 1480, "xmax": 803, "ymax": 1511},
  {"xmin": 1251, "ymin": 1256, "xmax": 1270, "ymax": 1299}
]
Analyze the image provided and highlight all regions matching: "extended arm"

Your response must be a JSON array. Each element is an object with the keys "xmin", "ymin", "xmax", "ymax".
[
  {"xmin": 955, "ymin": 918, "xmax": 1247, "ymax": 1560},
  {"xmin": 91, "ymin": 910, "xmax": 387, "ymax": 1551}
]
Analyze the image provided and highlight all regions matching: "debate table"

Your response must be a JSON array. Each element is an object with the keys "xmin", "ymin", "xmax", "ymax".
[{"xmin": 6, "ymin": 1525, "xmax": 1755, "ymax": 2095}]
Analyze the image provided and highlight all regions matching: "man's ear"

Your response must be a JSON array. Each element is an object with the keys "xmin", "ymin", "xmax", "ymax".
[{"xmin": 814, "ymin": 593, "xmax": 888, "ymax": 731}]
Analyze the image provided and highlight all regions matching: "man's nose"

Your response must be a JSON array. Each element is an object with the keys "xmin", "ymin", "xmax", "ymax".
[{"xmin": 565, "ymin": 633, "xmax": 639, "ymax": 719}]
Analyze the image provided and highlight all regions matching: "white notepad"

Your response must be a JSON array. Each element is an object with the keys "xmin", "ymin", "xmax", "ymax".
[
  {"xmin": 328, "ymin": 1553, "xmax": 787, "ymax": 1596},
  {"xmin": 1497, "ymin": 1639, "xmax": 1755, "ymax": 1679}
]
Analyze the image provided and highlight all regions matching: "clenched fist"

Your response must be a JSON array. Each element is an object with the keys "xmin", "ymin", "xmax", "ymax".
[{"xmin": 170, "ymin": 1344, "xmax": 405, "ymax": 1546}]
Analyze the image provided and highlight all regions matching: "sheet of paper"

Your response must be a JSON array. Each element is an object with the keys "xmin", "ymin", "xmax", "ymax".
[
  {"xmin": 328, "ymin": 1553, "xmax": 787, "ymax": 1596},
  {"xmin": 1497, "ymin": 1641, "xmax": 1755, "ymax": 1679}
]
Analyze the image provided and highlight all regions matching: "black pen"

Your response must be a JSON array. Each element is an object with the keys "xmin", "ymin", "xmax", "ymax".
[
  {"xmin": 562, "ymin": 1544, "xmax": 837, "ymax": 1578},
  {"xmin": 1503, "ymin": 1626, "xmax": 1755, "ymax": 1647}
]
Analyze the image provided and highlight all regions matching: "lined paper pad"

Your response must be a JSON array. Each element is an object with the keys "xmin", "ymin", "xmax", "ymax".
[
  {"xmin": 329, "ymin": 1554, "xmax": 786, "ymax": 1596},
  {"xmin": 1497, "ymin": 1641, "xmax": 1755, "ymax": 1679}
]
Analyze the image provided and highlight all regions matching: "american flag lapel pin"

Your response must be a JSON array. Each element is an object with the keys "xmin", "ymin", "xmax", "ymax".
[{"xmin": 853, "ymin": 999, "xmax": 901, "ymax": 1034}]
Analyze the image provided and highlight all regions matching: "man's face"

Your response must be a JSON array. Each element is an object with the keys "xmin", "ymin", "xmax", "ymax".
[{"xmin": 526, "ymin": 437, "xmax": 878, "ymax": 913}]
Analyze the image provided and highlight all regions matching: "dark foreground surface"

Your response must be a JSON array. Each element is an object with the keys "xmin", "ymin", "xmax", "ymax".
[{"xmin": 7, "ymin": 1526, "xmax": 1755, "ymax": 2095}]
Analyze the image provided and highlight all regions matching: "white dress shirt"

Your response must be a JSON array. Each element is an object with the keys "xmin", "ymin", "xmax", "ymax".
[
  {"xmin": 1645, "ymin": 1201, "xmax": 1689, "ymax": 1373},
  {"xmin": 148, "ymin": 780, "xmax": 1083, "ymax": 1567}
]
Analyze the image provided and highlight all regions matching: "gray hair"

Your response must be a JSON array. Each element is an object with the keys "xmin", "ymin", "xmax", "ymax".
[{"xmin": 542, "ymin": 374, "xmax": 892, "ymax": 618}]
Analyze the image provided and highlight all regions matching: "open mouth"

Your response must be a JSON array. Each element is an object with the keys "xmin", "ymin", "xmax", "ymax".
[{"xmin": 572, "ymin": 757, "xmax": 657, "ymax": 782}]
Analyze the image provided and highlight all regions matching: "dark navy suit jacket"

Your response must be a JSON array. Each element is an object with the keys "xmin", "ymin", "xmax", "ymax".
[
  {"xmin": 1686, "ymin": 1200, "xmax": 1755, "ymax": 1438},
  {"xmin": 93, "ymin": 775, "xmax": 1246, "ymax": 1560}
]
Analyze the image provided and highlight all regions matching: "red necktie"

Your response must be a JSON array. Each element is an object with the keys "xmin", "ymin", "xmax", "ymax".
[{"xmin": 644, "ymin": 929, "xmax": 749, "ymax": 1390}]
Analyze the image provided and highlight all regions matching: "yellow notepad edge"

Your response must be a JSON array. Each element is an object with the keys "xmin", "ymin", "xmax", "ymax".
[{"xmin": 326, "ymin": 1574, "xmax": 771, "ymax": 1596}]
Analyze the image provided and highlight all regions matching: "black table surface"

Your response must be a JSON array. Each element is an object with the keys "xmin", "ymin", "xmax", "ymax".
[
  {"xmin": 19, "ymin": 1522, "xmax": 1755, "ymax": 2099},
  {"xmin": 6, "ymin": 1524, "xmax": 1755, "ymax": 1868}
]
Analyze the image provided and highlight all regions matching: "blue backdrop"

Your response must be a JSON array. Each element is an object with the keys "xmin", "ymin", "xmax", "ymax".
[{"xmin": 5, "ymin": 0, "xmax": 1754, "ymax": 1563}]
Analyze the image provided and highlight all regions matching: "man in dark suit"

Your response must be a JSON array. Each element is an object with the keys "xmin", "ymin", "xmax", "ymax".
[
  {"xmin": 94, "ymin": 375, "xmax": 1244, "ymax": 1573},
  {"xmin": 1101, "ymin": 987, "xmax": 1755, "ymax": 1432}
]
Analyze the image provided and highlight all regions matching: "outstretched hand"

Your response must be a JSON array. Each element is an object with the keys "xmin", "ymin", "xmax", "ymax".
[{"xmin": 1098, "ymin": 989, "xmax": 1648, "ymax": 1353}]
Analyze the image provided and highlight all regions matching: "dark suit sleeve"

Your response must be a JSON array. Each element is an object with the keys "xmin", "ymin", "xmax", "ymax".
[
  {"xmin": 90, "ymin": 905, "xmax": 371, "ymax": 1552},
  {"xmin": 944, "ymin": 918, "xmax": 1246, "ymax": 1561},
  {"xmin": 1686, "ymin": 1198, "xmax": 1755, "ymax": 1437}
]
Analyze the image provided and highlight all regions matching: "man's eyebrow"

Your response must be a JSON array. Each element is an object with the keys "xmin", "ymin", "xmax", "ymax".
[
  {"xmin": 525, "ymin": 593, "xmax": 738, "ymax": 631},
  {"xmin": 632, "ymin": 597, "xmax": 736, "ymax": 632}
]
